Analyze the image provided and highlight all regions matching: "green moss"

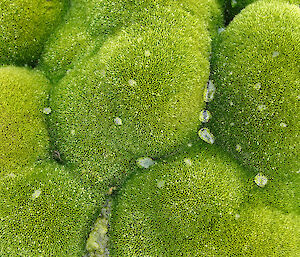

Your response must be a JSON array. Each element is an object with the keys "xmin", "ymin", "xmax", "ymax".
[
  {"xmin": 0, "ymin": 0, "xmax": 68, "ymax": 66},
  {"xmin": 209, "ymin": 1, "xmax": 300, "ymax": 213},
  {"xmin": 0, "ymin": 66, "xmax": 50, "ymax": 173},
  {"xmin": 0, "ymin": 161, "xmax": 103, "ymax": 256},
  {"xmin": 110, "ymin": 142, "xmax": 247, "ymax": 256}
]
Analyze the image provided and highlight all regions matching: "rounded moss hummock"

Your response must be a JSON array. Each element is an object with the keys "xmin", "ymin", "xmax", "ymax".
[
  {"xmin": 209, "ymin": 1, "xmax": 300, "ymax": 213},
  {"xmin": 0, "ymin": 66, "xmax": 50, "ymax": 173},
  {"xmin": 0, "ymin": 161, "xmax": 103, "ymax": 257},
  {"xmin": 0, "ymin": 0, "xmax": 68, "ymax": 66},
  {"xmin": 110, "ymin": 142, "xmax": 247, "ymax": 256}
]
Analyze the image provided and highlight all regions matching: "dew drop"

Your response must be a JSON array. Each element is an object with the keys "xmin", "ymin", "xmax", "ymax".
[
  {"xmin": 257, "ymin": 104, "xmax": 266, "ymax": 111},
  {"xmin": 157, "ymin": 180, "xmax": 165, "ymax": 188},
  {"xmin": 198, "ymin": 128, "xmax": 215, "ymax": 144},
  {"xmin": 204, "ymin": 80, "xmax": 216, "ymax": 102},
  {"xmin": 253, "ymin": 83, "xmax": 261, "ymax": 90},
  {"xmin": 254, "ymin": 173, "xmax": 268, "ymax": 187},
  {"xmin": 70, "ymin": 129, "xmax": 75, "ymax": 135},
  {"xmin": 31, "ymin": 189, "xmax": 42, "ymax": 200},
  {"xmin": 43, "ymin": 107, "xmax": 51, "ymax": 115},
  {"xmin": 187, "ymin": 143, "xmax": 193, "ymax": 147},
  {"xmin": 128, "ymin": 79, "xmax": 137, "ymax": 87},
  {"xmin": 137, "ymin": 157, "xmax": 155, "ymax": 168},
  {"xmin": 184, "ymin": 158, "xmax": 193, "ymax": 167},
  {"xmin": 236, "ymin": 144, "xmax": 242, "ymax": 152},
  {"xmin": 199, "ymin": 110, "xmax": 211, "ymax": 123},
  {"xmin": 144, "ymin": 50, "xmax": 151, "ymax": 57},
  {"xmin": 218, "ymin": 28, "xmax": 225, "ymax": 34},
  {"xmin": 114, "ymin": 117, "xmax": 122, "ymax": 126},
  {"xmin": 235, "ymin": 213, "xmax": 240, "ymax": 219},
  {"xmin": 230, "ymin": 122, "xmax": 235, "ymax": 126},
  {"xmin": 272, "ymin": 51, "xmax": 280, "ymax": 58},
  {"xmin": 280, "ymin": 122, "xmax": 287, "ymax": 128}
]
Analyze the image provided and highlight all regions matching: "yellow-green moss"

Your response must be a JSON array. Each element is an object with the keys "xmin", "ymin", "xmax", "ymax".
[{"xmin": 0, "ymin": 66, "xmax": 50, "ymax": 173}]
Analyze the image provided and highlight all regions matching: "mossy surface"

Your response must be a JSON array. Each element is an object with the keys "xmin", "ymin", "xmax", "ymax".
[
  {"xmin": 209, "ymin": 1, "xmax": 300, "ymax": 213},
  {"xmin": 0, "ymin": 66, "xmax": 50, "ymax": 173},
  {"xmin": 0, "ymin": 161, "xmax": 103, "ymax": 257},
  {"xmin": 0, "ymin": 0, "xmax": 68, "ymax": 66},
  {"xmin": 110, "ymin": 142, "xmax": 247, "ymax": 256}
]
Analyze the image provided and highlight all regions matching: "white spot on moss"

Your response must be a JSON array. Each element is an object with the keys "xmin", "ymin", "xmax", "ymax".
[
  {"xmin": 258, "ymin": 104, "xmax": 266, "ymax": 111},
  {"xmin": 204, "ymin": 80, "xmax": 215, "ymax": 102},
  {"xmin": 43, "ymin": 107, "xmax": 51, "ymax": 115},
  {"xmin": 229, "ymin": 101, "xmax": 234, "ymax": 106},
  {"xmin": 236, "ymin": 144, "xmax": 242, "ymax": 152},
  {"xmin": 187, "ymin": 143, "xmax": 193, "ymax": 147},
  {"xmin": 157, "ymin": 180, "xmax": 165, "ymax": 188},
  {"xmin": 235, "ymin": 214, "xmax": 240, "ymax": 219},
  {"xmin": 272, "ymin": 51, "xmax": 280, "ymax": 58},
  {"xmin": 144, "ymin": 50, "xmax": 151, "ymax": 57},
  {"xmin": 31, "ymin": 189, "xmax": 42, "ymax": 200},
  {"xmin": 184, "ymin": 158, "xmax": 193, "ymax": 167},
  {"xmin": 198, "ymin": 128, "xmax": 215, "ymax": 144},
  {"xmin": 230, "ymin": 122, "xmax": 235, "ymax": 126},
  {"xmin": 128, "ymin": 79, "xmax": 137, "ymax": 87},
  {"xmin": 70, "ymin": 129, "xmax": 75, "ymax": 135},
  {"xmin": 114, "ymin": 117, "xmax": 122, "ymax": 125},
  {"xmin": 137, "ymin": 157, "xmax": 155, "ymax": 168},
  {"xmin": 254, "ymin": 173, "xmax": 268, "ymax": 187},
  {"xmin": 218, "ymin": 28, "xmax": 225, "ymax": 34},
  {"xmin": 231, "ymin": 0, "xmax": 237, "ymax": 7},
  {"xmin": 253, "ymin": 83, "xmax": 261, "ymax": 90},
  {"xmin": 199, "ymin": 110, "xmax": 211, "ymax": 123},
  {"xmin": 280, "ymin": 122, "xmax": 287, "ymax": 128}
]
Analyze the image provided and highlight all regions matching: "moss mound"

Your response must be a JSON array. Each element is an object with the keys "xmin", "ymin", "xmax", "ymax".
[
  {"xmin": 0, "ymin": 0, "xmax": 68, "ymax": 66},
  {"xmin": 0, "ymin": 66, "xmax": 50, "ymax": 172},
  {"xmin": 209, "ymin": 1, "xmax": 300, "ymax": 212},
  {"xmin": 0, "ymin": 161, "xmax": 103, "ymax": 257},
  {"xmin": 110, "ymin": 142, "xmax": 247, "ymax": 256}
]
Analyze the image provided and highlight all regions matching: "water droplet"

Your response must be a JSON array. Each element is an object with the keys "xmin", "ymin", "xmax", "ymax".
[
  {"xmin": 254, "ymin": 173, "xmax": 268, "ymax": 187},
  {"xmin": 187, "ymin": 143, "xmax": 192, "ymax": 147},
  {"xmin": 43, "ymin": 107, "xmax": 51, "ymax": 115},
  {"xmin": 70, "ymin": 129, "xmax": 75, "ymax": 135},
  {"xmin": 235, "ymin": 214, "xmax": 240, "ymax": 219},
  {"xmin": 128, "ymin": 79, "xmax": 137, "ymax": 87},
  {"xmin": 157, "ymin": 180, "xmax": 165, "ymax": 188},
  {"xmin": 114, "ymin": 117, "xmax": 122, "ymax": 125},
  {"xmin": 280, "ymin": 122, "xmax": 287, "ymax": 128},
  {"xmin": 198, "ymin": 128, "xmax": 215, "ymax": 144},
  {"xmin": 229, "ymin": 101, "xmax": 234, "ymax": 106},
  {"xmin": 144, "ymin": 50, "xmax": 151, "ymax": 57},
  {"xmin": 218, "ymin": 28, "xmax": 225, "ymax": 34},
  {"xmin": 231, "ymin": 0, "xmax": 237, "ymax": 7},
  {"xmin": 199, "ymin": 110, "xmax": 211, "ymax": 123},
  {"xmin": 236, "ymin": 144, "xmax": 242, "ymax": 152},
  {"xmin": 230, "ymin": 122, "xmax": 235, "ymax": 126},
  {"xmin": 253, "ymin": 83, "xmax": 261, "ymax": 90},
  {"xmin": 204, "ymin": 80, "xmax": 216, "ymax": 102},
  {"xmin": 31, "ymin": 189, "xmax": 42, "ymax": 200},
  {"xmin": 184, "ymin": 158, "xmax": 193, "ymax": 167},
  {"xmin": 272, "ymin": 51, "xmax": 279, "ymax": 58},
  {"xmin": 257, "ymin": 104, "xmax": 266, "ymax": 111},
  {"xmin": 137, "ymin": 157, "xmax": 155, "ymax": 168}
]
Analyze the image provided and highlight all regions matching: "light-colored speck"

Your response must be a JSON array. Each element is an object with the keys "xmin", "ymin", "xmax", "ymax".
[
  {"xmin": 253, "ymin": 83, "xmax": 261, "ymax": 90},
  {"xmin": 70, "ymin": 129, "xmax": 75, "ymax": 135},
  {"xmin": 137, "ymin": 157, "xmax": 155, "ymax": 168},
  {"xmin": 184, "ymin": 158, "xmax": 193, "ymax": 167},
  {"xmin": 31, "ymin": 189, "xmax": 42, "ymax": 200},
  {"xmin": 218, "ymin": 28, "xmax": 225, "ymax": 34},
  {"xmin": 231, "ymin": 0, "xmax": 237, "ymax": 6},
  {"xmin": 235, "ymin": 214, "xmax": 240, "ymax": 219},
  {"xmin": 236, "ymin": 144, "xmax": 242, "ymax": 152},
  {"xmin": 258, "ymin": 104, "xmax": 267, "ymax": 111},
  {"xmin": 204, "ymin": 80, "xmax": 216, "ymax": 102},
  {"xmin": 114, "ymin": 117, "xmax": 122, "ymax": 126},
  {"xmin": 198, "ymin": 128, "xmax": 215, "ymax": 144},
  {"xmin": 199, "ymin": 110, "xmax": 211, "ymax": 123},
  {"xmin": 254, "ymin": 173, "xmax": 268, "ymax": 187},
  {"xmin": 43, "ymin": 107, "xmax": 51, "ymax": 115},
  {"xmin": 229, "ymin": 101, "xmax": 234, "ymax": 106},
  {"xmin": 272, "ymin": 51, "xmax": 280, "ymax": 58},
  {"xmin": 280, "ymin": 122, "xmax": 287, "ymax": 128},
  {"xmin": 157, "ymin": 180, "xmax": 165, "ymax": 188},
  {"xmin": 230, "ymin": 122, "xmax": 235, "ymax": 126},
  {"xmin": 144, "ymin": 50, "xmax": 151, "ymax": 57},
  {"xmin": 128, "ymin": 79, "xmax": 137, "ymax": 87},
  {"xmin": 187, "ymin": 143, "xmax": 193, "ymax": 147}
]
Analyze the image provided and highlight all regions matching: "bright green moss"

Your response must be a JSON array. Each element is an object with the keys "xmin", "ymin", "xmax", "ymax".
[
  {"xmin": 0, "ymin": 161, "xmax": 103, "ymax": 256},
  {"xmin": 110, "ymin": 142, "xmax": 247, "ymax": 256},
  {"xmin": 49, "ymin": 4, "xmax": 211, "ymax": 185},
  {"xmin": 209, "ymin": 1, "xmax": 300, "ymax": 213},
  {"xmin": 0, "ymin": 0, "xmax": 68, "ymax": 66},
  {"xmin": 0, "ymin": 66, "xmax": 50, "ymax": 173}
]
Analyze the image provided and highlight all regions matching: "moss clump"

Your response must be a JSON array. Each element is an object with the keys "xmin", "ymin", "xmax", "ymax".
[
  {"xmin": 209, "ymin": 1, "xmax": 300, "ymax": 213},
  {"xmin": 110, "ymin": 142, "xmax": 247, "ymax": 256},
  {"xmin": 0, "ymin": 161, "xmax": 103, "ymax": 257},
  {"xmin": 0, "ymin": 0, "xmax": 68, "ymax": 66},
  {"xmin": 0, "ymin": 66, "xmax": 50, "ymax": 173}
]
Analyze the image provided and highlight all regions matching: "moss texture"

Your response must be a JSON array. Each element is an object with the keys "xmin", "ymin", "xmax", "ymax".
[
  {"xmin": 209, "ymin": 1, "xmax": 300, "ymax": 213},
  {"xmin": 0, "ymin": 66, "xmax": 50, "ymax": 173},
  {"xmin": 0, "ymin": 0, "xmax": 68, "ymax": 66},
  {"xmin": 110, "ymin": 142, "xmax": 247, "ymax": 256},
  {"xmin": 0, "ymin": 161, "xmax": 103, "ymax": 257}
]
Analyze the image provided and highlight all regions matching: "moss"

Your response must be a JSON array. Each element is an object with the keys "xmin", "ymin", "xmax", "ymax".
[
  {"xmin": 209, "ymin": 1, "xmax": 300, "ymax": 213},
  {"xmin": 0, "ymin": 66, "xmax": 50, "ymax": 173},
  {"xmin": 0, "ymin": 161, "xmax": 103, "ymax": 257},
  {"xmin": 110, "ymin": 142, "xmax": 247, "ymax": 256},
  {"xmin": 0, "ymin": 0, "xmax": 68, "ymax": 66}
]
